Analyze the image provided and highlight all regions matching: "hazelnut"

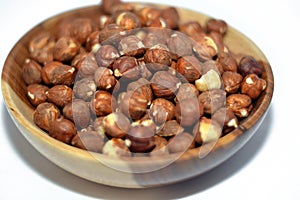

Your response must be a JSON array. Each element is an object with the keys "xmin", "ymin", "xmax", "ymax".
[
  {"xmin": 160, "ymin": 7, "xmax": 180, "ymax": 29},
  {"xmin": 118, "ymin": 90, "xmax": 148, "ymax": 121},
  {"xmin": 26, "ymin": 84, "xmax": 49, "ymax": 106},
  {"xmin": 193, "ymin": 117, "xmax": 222, "ymax": 144},
  {"xmin": 208, "ymin": 31, "xmax": 225, "ymax": 52},
  {"xmin": 238, "ymin": 56, "xmax": 263, "ymax": 77},
  {"xmin": 167, "ymin": 33, "xmax": 193, "ymax": 58},
  {"xmin": 22, "ymin": 59, "xmax": 42, "ymax": 85},
  {"xmin": 70, "ymin": 18, "xmax": 95, "ymax": 44},
  {"xmin": 150, "ymin": 135, "xmax": 169, "ymax": 156},
  {"xmin": 94, "ymin": 67, "xmax": 118, "ymax": 91},
  {"xmin": 206, "ymin": 18, "xmax": 228, "ymax": 35},
  {"xmin": 175, "ymin": 98, "xmax": 204, "ymax": 127},
  {"xmin": 93, "ymin": 117, "xmax": 106, "ymax": 137},
  {"xmin": 95, "ymin": 45, "xmax": 120, "ymax": 68},
  {"xmin": 197, "ymin": 89, "xmax": 226, "ymax": 115},
  {"xmin": 217, "ymin": 51, "xmax": 238, "ymax": 72},
  {"xmin": 174, "ymin": 83, "xmax": 199, "ymax": 104},
  {"xmin": 112, "ymin": 11, "xmax": 141, "ymax": 30},
  {"xmin": 222, "ymin": 71, "xmax": 243, "ymax": 93},
  {"xmin": 113, "ymin": 56, "xmax": 139, "ymax": 79},
  {"xmin": 41, "ymin": 61, "xmax": 76, "ymax": 86},
  {"xmin": 226, "ymin": 94, "xmax": 253, "ymax": 118},
  {"xmin": 73, "ymin": 78, "xmax": 97, "ymax": 101},
  {"xmin": 90, "ymin": 90, "xmax": 116, "ymax": 117},
  {"xmin": 201, "ymin": 60, "xmax": 223, "ymax": 75},
  {"xmin": 193, "ymin": 34, "xmax": 218, "ymax": 61},
  {"xmin": 118, "ymin": 35, "xmax": 145, "ymax": 57},
  {"xmin": 49, "ymin": 117, "xmax": 77, "ymax": 144},
  {"xmin": 213, "ymin": 107, "xmax": 239, "ymax": 133},
  {"xmin": 34, "ymin": 102, "xmax": 60, "ymax": 131},
  {"xmin": 98, "ymin": 24, "xmax": 124, "ymax": 43},
  {"xmin": 102, "ymin": 138, "xmax": 131, "ymax": 157},
  {"xmin": 142, "ymin": 32, "xmax": 167, "ymax": 48},
  {"xmin": 144, "ymin": 48, "xmax": 172, "ymax": 66},
  {"xmin": 149, "ymin": 98, "xmax": 175, "ymax": 125},
  {"xmin": 179, "ymin": 21, "xmax": 204, "ymax": 38},
  {"xmin": 103, "ymin": 112, "xmax": 130, "ymax": 138},
  {"xmin": 136, "ymin": 7, "xmax": 161, "ymax": 26},
  {"xmin": 71, "ymin": 130, "xmax": 105, "ymax": 153},
  {"xmin": 195, "ymin": 69, "xmax": 222, "ymax": 92},
  {"xmin": 53, "ymin": 36, "xmax": 80, "ymax": 62},
  {"xmin": 71, "ymin": 52, "xmax": 88, "ymax": 70},
  {"xmin": 241, "ymin": 73, "xmax": 267, "ymax": 99},
  {"xmin": 46, "ymin": 85, "xmax": 73, "ymax": 107},
  {"xmin": 175, "ymin": 56, "xmax": 202, "ymax": 83},
  {"xmin": 85, "ymin": 31, "xmax": 101, "ymax": 53},
  {"xmin": 76, "ymin": 53, "xmax": 99, "ymax": 78},
  {"xmin": 127, "ymin": 78, "xmax": 153, "ymax": 105},
  {"xmin": 168, "ymin": 132, "xmax": 195, "ymax": 153},
  {"xmin": 28, "ymin": 32, "xmax": 55, "ymax": 64},
  {"xmin": 125, "ymin": 125, "xmax": 155, "ymax": 153},
  {"xmin": 157, "ymin": 120, "xmax": 184, "ymax": 137},
  {"xmin": 150, "ymin": 71, "xmax": 181, "ymax": 100}
]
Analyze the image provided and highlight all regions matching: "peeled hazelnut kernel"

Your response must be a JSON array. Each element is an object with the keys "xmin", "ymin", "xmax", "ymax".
[
  {"xmin": 53, "ymin": 37, "xmax": 80, "ymax": 62},
  {"xmin": 175, "ymin": 56, "xmax": 202, "ymax": 83},
  {"xmin": 222, "ymin": 71, "xmax": 243, "ymax": 93},
  {"xmin": 241, "ymin": 74, "xmax": 267, "ymax": 99},
  {"xmin": 149, "ymin": 98, "xmax": 175, "ymax": 125},
  {"xmin": 102, "ymin": 138, "xmax": 131, "ymax": 157},
  {"xmin": 103, "ymin": 112, "xmax": 130, "ymax": 138},
  {"xmin": 26, "ymin": 84, "xmax": 49, "ymax": 106},
  {"xmin": 195, "ymin": 69, "xmax": 222, "ymax": 92},
  {"xmin": 168, "ymin": 132, "xmax": 195, "ymax": 153},
  {"xmin": 198, "ymin": 89, "xmax": 226, "ymax": 115},
  {"xmin": 46, "ymin": 85, "xmax": 73, "ymax": 107},
  {"xmin": 22, "ymin": 59, "xmax": 42, "ymax": 85},
  {"xmin": 49, "ymin": 117, "xmax": 77, "ymax": 144},
  {"xmin": 226, "ymin": 94, "xmax": 253, "ymax": 118},
  {"xmin": 193, "ymin": 117, "xmax": 222, "ymax": 144},
  {"xmin": 71, "ymin": 130, "xmax": 105, "ymax": 153},
  {"xmin": 73, "ymin": 78, "xmax": 97, "ymax": 101},
  {"xmin": 34, "ymin": 102, "xmax": 60, "ymax": 131},
  {"xmin": 91, "ymin": 90, "xmax": 116, "ymax": 117}
]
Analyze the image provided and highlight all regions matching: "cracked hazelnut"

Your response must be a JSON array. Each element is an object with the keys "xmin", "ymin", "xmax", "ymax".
[
  {"xmin": 102, "ymin": 138, "xmax": 131, "ymax": 157},
  {"xmin": 41, "ymin": 61, "xmax": 76, "ymax": 86},
  {"xmin": 238, "ymin": 56, "xmax": 263, "ymax": 77},
  {"xmin": 195, "ymin": 69, "xmax": 222, "ymax": 92},
  {"xmin": 175, "ymin": 56, "xmax": 202, "ymax": 83},
  {"xmin": 26, "ymin": 84, "xmax": 49, "ymax": 106},
  {"xmin": 53, "ymin": 36, "xmax": 80, "ymax": 62},
  {"xmin": 34, "ymin": 102, "xmax": 60, "ymax": 131},
  {"xmin": 222, "ymin": 71, "xmax": 243, "ymax": 93},
  {"xmin": 73, "ymin": 78, "xmax": 97, "ymax": 101},
  {"xmin": 49, "ymin": 117, "xmax": 76, "ymax": 144},
  {"xmin": 150, "ymin": 98, "xmax": 175, "ymax": 125},
  {"xmin": 71, "ymin": 130, "xmax": 105, "ymax": 153},
  {"xmin": 241, "ymin": 73, "xmax": 267, "ymax": 99},
  {"xmin": 168, "ymin": 132, "xmax": 195, "ymax": 153},
  {"xmin": 198, "ymin": 89, "xmax": 226, "ymax": 115},
  {"xmin": 103, "ymin": 112, "xmax": 130, "ymax": 138},
  {"xmin": 46, "ymin": 85, "xmax": 73, "ymax": 107},
  {"xmin": 22, "ymin": 59, "xmax": 42, "ymax": 85},
  {"xmin": 91, "ymin": 90, "xmax": 116, "ymax": 117},
  {"xmin": 226, "ymin": 94, "xmax": 253, "ymax": 118},
  {"xmin": 193, "ymin": 117, "xmax": 222, "ymax": 144}
]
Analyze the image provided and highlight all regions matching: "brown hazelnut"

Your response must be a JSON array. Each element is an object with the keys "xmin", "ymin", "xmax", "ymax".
[
  {"xmin": 142, "ymin": 32, "xmax": 167, "ymax": 48},
  {"xmin": 118, "ymin": 90, "xmax": 148, "ymax": 121},
  {"xmin": 102, "ymin": 138, "xmax": 131, "ymax": 157},
  {"xmin": 226, "ymin": 94, "xmax": 253, "ymax": 118},
  {"xmin": 93, "ymin": 117, "xmax": 105, "ymax": 136},
  {"xmin": 46, "ymin": 85, "xmax": 73, "ymax": 107},
  {"xmin": 208, "ymin": 31, "xmax": 225, "ymax": 52},
  {"xmin": 150, "ymin": 135, "xmax": 169, "ymax": 156},
  {"xmin": 241, "ymin": 73, "xmax": 267, "ymax": 99},
  {"xmin": 193, "ymin": 34, "xmax": 218, "ymax": 61},
  {"xmin": 22, "ymin": 59, "xmax": 42, "ymax": 85},
  {"xmin": 91, "ymin": 90, "xmax": 116, "ymax": 117},
  {"xmin": 198, "ymin": 89, "xmax": 226, "ymax": 115},
  {"xmin": 136, "ymin": 7, "xmax": 161, "ymax": 26},
  {"xmin": 193, "ymin": 117, "xmax": 222, "ymax": 144},
  {"xmin": 95, "ymin": 45, "xmax": 120, "ymax": 68},
  {"xmin": 53, "ymin": 36, "xmax": 80, "ymax": 62},
  {"xmin": 222, "ymin": 71, "xmax": 243, "ymax": 93},
  {"xmin": 149, "ymin": 98, "xmax": 175, "ymax": 125},
  {"xmin": 160, "ymin": 7, "xmax": 180, "ymax": 29},
  {"xmin": 125, "ymin": 125, "xmax": 155, "ymax": 153},
  {"xmin": 49, "ymin": 117, "xmax": 76, "ymax": 144},
  {"xmin": 157, "ymin": 120, "xmax": 184, "ymax": 137},
  {"xmin": 213, "ymin": 107, "xmax": 239, "ymax": 133},
  {"xmin": 73, "ymin": 78, "xmax": 97, "ymax": 101},
  {"xmin": 201, "ymin": 60, "xmax": 223, "ymax": 75},
  {"xmin": 174, "ymin": 83, "xmax": 199, "ymax": 104},
  {"xmin": 34, "ymin": 102, "xmax": 61, "ymax": 131},
  {"xmin": 70, "ymin": 18, "xmax": 95, "ymax": 45},
  {"xmin": 76, "ymin": 53, "xmax": 99, "ymax": 78},
  {"xmin": 41, "ymin": 61, "xmax": 76, "ymax": 86},
  {"xmin": 112, "ymin": 11, "xmax": 141, "ymax": 30},
  {"xmin": 175, "ymin": 56, "xmax": 202, "ymax": 83},
  {"xmin": 150, "ymin": 71, "xmax": 181, "ymax": 100},
  {"xmin": 179, "ymin": 21, "xmax": 204, "ymax": 38},
  {"xmin": 175, "ymin": 97, "xmax": 204, "ymax": 127},
  {"xmin": 113, "ymin": 56, "xmax": 139, "ymax": 79},
  {"xmin": 26, "ymin": 84, "xmax": 49, "ymax": 106},
  {"xmin": 238, "ymin": 56, "xmax": 263, "ymax": 77},
  {"xmin": 28, "ymin": 32, "xmax": 55, "ymax": 64},
  {"xmin": 167, "ymin": 33, "xmax": 193, "ymax": 58},
  {"xmin": 103, "ymin": 112, "xmax": 130, "ymax": 138},
  {"xmin": 94, "ymin": 67, "xmax": 118, "ymax": 91},
  {"xmin": 206, "ymin": 18, "xmax": 228, "ymax": 35},
  {"xmin": 71, "ymin": 130, "xmax": 105, "ymax": 153},
  {"xmin": 98, "ymin": 24, "xmax": 124, "ymax": 44},
  {"xmin": 217, "ymin": 51, "xmax": 238, "ymax": 72},
  {"xmin": 168, "ymin": 132, "xmax": 195, "ymax": 153},
  {"xmin": 85, "ymin": 31, "xmax": 101, "ymax": 53},
  {"xmin": 127, "ymin": 78, "xmax": 153, "ymax": 105},
  {"xmin": 118, "ymin": 35, "xmax": 145, "ymax": 57},
  {"xmin": 144, "ymin": 48, "xmax": 172, "ymax": 67}
]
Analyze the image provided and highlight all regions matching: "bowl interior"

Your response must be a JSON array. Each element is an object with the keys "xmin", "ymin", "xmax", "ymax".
[{"xmin": 1, "ymin": 3, "xmax": 274, "ymax": 187}]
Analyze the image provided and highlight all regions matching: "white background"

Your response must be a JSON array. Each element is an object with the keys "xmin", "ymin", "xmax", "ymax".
[{"xmin": 1, "ymin": 0, "xmax": 300, "ymax": 199}]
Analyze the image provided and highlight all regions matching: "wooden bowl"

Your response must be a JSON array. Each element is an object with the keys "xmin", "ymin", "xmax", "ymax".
[{"xmin": 1, "ymin": 3, "xmax": 274, "ymax": 188}]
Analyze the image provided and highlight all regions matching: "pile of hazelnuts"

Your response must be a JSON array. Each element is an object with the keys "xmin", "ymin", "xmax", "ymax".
[{"xmin": 22, "ymin": 0, "xmax": 267, "ymax": 157}]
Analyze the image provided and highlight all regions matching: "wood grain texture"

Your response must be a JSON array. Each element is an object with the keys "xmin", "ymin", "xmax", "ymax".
[{"xmin": 1, "ymin": 3, "xmax": 274, "ymax": 188}]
